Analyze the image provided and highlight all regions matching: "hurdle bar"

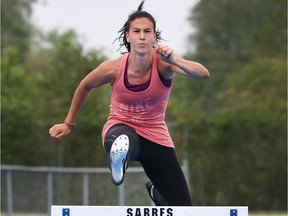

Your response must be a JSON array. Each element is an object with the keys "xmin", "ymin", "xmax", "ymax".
[{"xmin": 51, "ymin": 205, "xmax": 248, "ymax": 216}]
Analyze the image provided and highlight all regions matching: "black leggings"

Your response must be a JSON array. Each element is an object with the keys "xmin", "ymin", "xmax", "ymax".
[{"xmin": 104, "ymin": 123, "xmax": 192, "ymax": 206}]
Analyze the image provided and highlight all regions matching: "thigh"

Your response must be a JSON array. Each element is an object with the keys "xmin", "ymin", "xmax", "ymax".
[{"xmin": 138, "ymin": 137, "xmax": 192, "ymax": 206}]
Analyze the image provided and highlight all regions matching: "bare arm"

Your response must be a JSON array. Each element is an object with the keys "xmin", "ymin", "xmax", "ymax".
[
  {"xmin": 49, "ymin": 59, "xmax": 119, "ymax": 139},
  {"xmin": 154, "ymin": 44, "xmax": 210, "ymax": 80}
]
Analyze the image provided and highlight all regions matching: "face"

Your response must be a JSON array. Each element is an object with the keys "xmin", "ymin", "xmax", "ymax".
[{"xmin": 126, "ymin": 17, "xmax": 156, "ymax": 54}]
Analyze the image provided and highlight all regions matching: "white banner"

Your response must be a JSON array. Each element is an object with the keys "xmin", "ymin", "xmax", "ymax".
[{"xmin": 51, "ymin": 206, "xmax": 248, "ymax": 216}]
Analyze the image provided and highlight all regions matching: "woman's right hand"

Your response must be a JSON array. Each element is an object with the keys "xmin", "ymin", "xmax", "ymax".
[{"xmin": 49, "ymin": 123, "xmax": 72, "ymax": 140}]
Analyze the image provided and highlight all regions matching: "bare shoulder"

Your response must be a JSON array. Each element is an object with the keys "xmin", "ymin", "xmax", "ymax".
[
  {"xmin": 81, "ymin": 56, "xmax": 122, "ymax": 89},
  {"xmin": 95, "ymin": 56, "xmax": 122, "ymax": 84}
]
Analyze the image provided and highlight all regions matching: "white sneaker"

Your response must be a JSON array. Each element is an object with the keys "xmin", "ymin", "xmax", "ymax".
[{"xmin": 109, "ymin": 134, "xmax": 129, "ymax": 185}]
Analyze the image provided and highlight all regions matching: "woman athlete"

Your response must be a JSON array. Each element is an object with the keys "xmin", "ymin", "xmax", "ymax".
[{"xmin": 49, "ymin": 1, "xmax": 210, "ymax": 206}]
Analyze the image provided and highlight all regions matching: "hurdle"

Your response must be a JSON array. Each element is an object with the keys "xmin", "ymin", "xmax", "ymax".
[{"xmin": 51, "ymin": 205, "xmax": 248, "ymax": 216}]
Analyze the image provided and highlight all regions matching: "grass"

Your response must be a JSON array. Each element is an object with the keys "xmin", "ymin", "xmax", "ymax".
[{"xmin": 249, "ymin": 212, "xmax": 287, "ymax": 216}]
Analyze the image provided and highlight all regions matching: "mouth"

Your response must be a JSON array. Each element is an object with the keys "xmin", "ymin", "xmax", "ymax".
[{"xmin": 138, "ymin": 43, "xmax": 147, "ymax": 46}]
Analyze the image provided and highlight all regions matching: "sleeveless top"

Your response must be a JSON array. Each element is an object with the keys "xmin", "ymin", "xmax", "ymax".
[{"xmin": 102, "ymin": 49, "xmax": 174, "ymax": 148}]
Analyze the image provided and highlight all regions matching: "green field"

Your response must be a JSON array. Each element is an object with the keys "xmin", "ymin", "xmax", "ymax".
[{"xmin": 250, "ymin": 213, "xmax": 287, "ymax": 216}]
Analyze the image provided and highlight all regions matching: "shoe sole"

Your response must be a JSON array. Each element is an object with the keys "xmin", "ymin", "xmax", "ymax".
[{"xmin": 109, "ymin": 134, "xmax": 129, "ymax": 186}]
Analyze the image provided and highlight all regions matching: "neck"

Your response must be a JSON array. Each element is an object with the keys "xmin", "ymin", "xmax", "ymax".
[{"xmin": 128, "ymin": 51, "xmax": 154, "ymax": 74}]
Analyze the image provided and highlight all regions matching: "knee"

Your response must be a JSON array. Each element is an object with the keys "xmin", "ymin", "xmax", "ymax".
[{"xmin": 104, "ymin": 124, "xmax": 139, "ymax": 156}]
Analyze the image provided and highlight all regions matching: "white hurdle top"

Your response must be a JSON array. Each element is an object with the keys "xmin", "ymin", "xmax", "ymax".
[{"xmin": 51, "ymin": 205, "xmax": 248, "ymax": 216}]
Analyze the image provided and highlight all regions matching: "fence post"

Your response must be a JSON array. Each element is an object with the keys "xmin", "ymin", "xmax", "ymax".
[
  {"xmin": 47, "ymin": 172, "xmax": 53, "ymax": 216},
  {"xmin": 82, "ymin": 173, "xmax": 89, "ymax": 205},
  {"xmin": 6, "ymin": 170, "xmax": 13, "ymax": 216},
  {"xmin": 182, "ymin": 159, "xmax": 190, "ymax": 189},
  {"xmin": 118, "ymin": 181, "xmax": 125, "ymax": 205}
]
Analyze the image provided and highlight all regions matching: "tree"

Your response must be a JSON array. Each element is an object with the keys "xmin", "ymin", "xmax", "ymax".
[
  {"xmin": 167, "ymin": 0, "xmax": 287, "ymax": 211},
  {"xmin": 188, "ymin": 0, "xmax": 286, "ymax": 65},
  {"xmin": 41, "ymin": 29, "xmax": 110, "ymax": 167},
  {"xmin": 1, "ymin": 0, "xmax": 37, "ymax": 62},
  {"xmin": 1, "ymin": 0, "xmax": 41, "ymax": 164},
  {"xmin": 1, "ymin": 0, "xmax": 110, "ymax": 166}
]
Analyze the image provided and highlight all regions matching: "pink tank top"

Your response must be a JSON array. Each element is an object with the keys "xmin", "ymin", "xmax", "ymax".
[{"xmin": 102, "ymin": 50, "xmax": 174, "ymax": 148}]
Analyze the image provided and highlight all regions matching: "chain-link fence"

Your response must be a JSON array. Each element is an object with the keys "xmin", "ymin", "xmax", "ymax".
[{"xmin": 1, "ymin": 162, "xmax": 189, "ymax": 216}]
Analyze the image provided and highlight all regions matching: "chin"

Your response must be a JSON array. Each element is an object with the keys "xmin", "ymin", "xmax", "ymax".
[{"xmin": 133, "ymin": 47, "xmax": 152, "ymax": 55}]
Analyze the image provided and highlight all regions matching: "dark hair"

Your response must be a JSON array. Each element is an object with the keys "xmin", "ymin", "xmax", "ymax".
[{"xmin": 114, "ymin": 0, "xmax": 163, "ymax": 53}]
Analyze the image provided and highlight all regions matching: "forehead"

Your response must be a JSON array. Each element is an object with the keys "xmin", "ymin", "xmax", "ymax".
[{"xmin": 129, "ymin": 17, "xmax": 154, "ymax": 29}]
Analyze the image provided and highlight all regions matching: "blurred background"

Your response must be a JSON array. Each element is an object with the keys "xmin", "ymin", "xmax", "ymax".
[{"xmin": 1, "ymin": 0, "xmax": 287, "ymax": 215}]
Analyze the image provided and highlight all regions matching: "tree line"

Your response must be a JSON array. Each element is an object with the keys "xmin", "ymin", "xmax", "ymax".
[{"xmin": 1, "ymin": 0, "xmax": 287, "ymax": 211}]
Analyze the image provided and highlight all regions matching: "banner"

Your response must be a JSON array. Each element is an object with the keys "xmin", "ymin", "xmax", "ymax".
[{"xmin": 52, "ymin": 206, "xmax": 248, "ymax": 216}]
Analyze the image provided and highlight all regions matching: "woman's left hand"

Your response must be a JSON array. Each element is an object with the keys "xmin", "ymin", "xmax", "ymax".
[{"xmin": 153, "ymin": 44, "xmax": 175, "ymax": 64}]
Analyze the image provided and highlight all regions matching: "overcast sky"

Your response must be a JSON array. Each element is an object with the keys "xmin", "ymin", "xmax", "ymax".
[{"xmin": 32, "ymin": 0, "xmax": 198, "ymax": 58}]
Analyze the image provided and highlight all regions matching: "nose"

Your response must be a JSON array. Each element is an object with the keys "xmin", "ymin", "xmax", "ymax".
[{"xmin": 140, "ymin": 31, "xmax": 145, "ymax": 40}]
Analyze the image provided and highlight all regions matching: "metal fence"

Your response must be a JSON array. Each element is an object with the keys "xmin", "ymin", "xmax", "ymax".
[{"xmin": 1, "ymin": 161, "xmax": 189, "ymax": 216}]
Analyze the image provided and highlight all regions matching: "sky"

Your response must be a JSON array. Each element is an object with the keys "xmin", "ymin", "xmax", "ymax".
[{"xmin": 32, "ymin": 0, "xmax": 198, "ymax": 58}]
